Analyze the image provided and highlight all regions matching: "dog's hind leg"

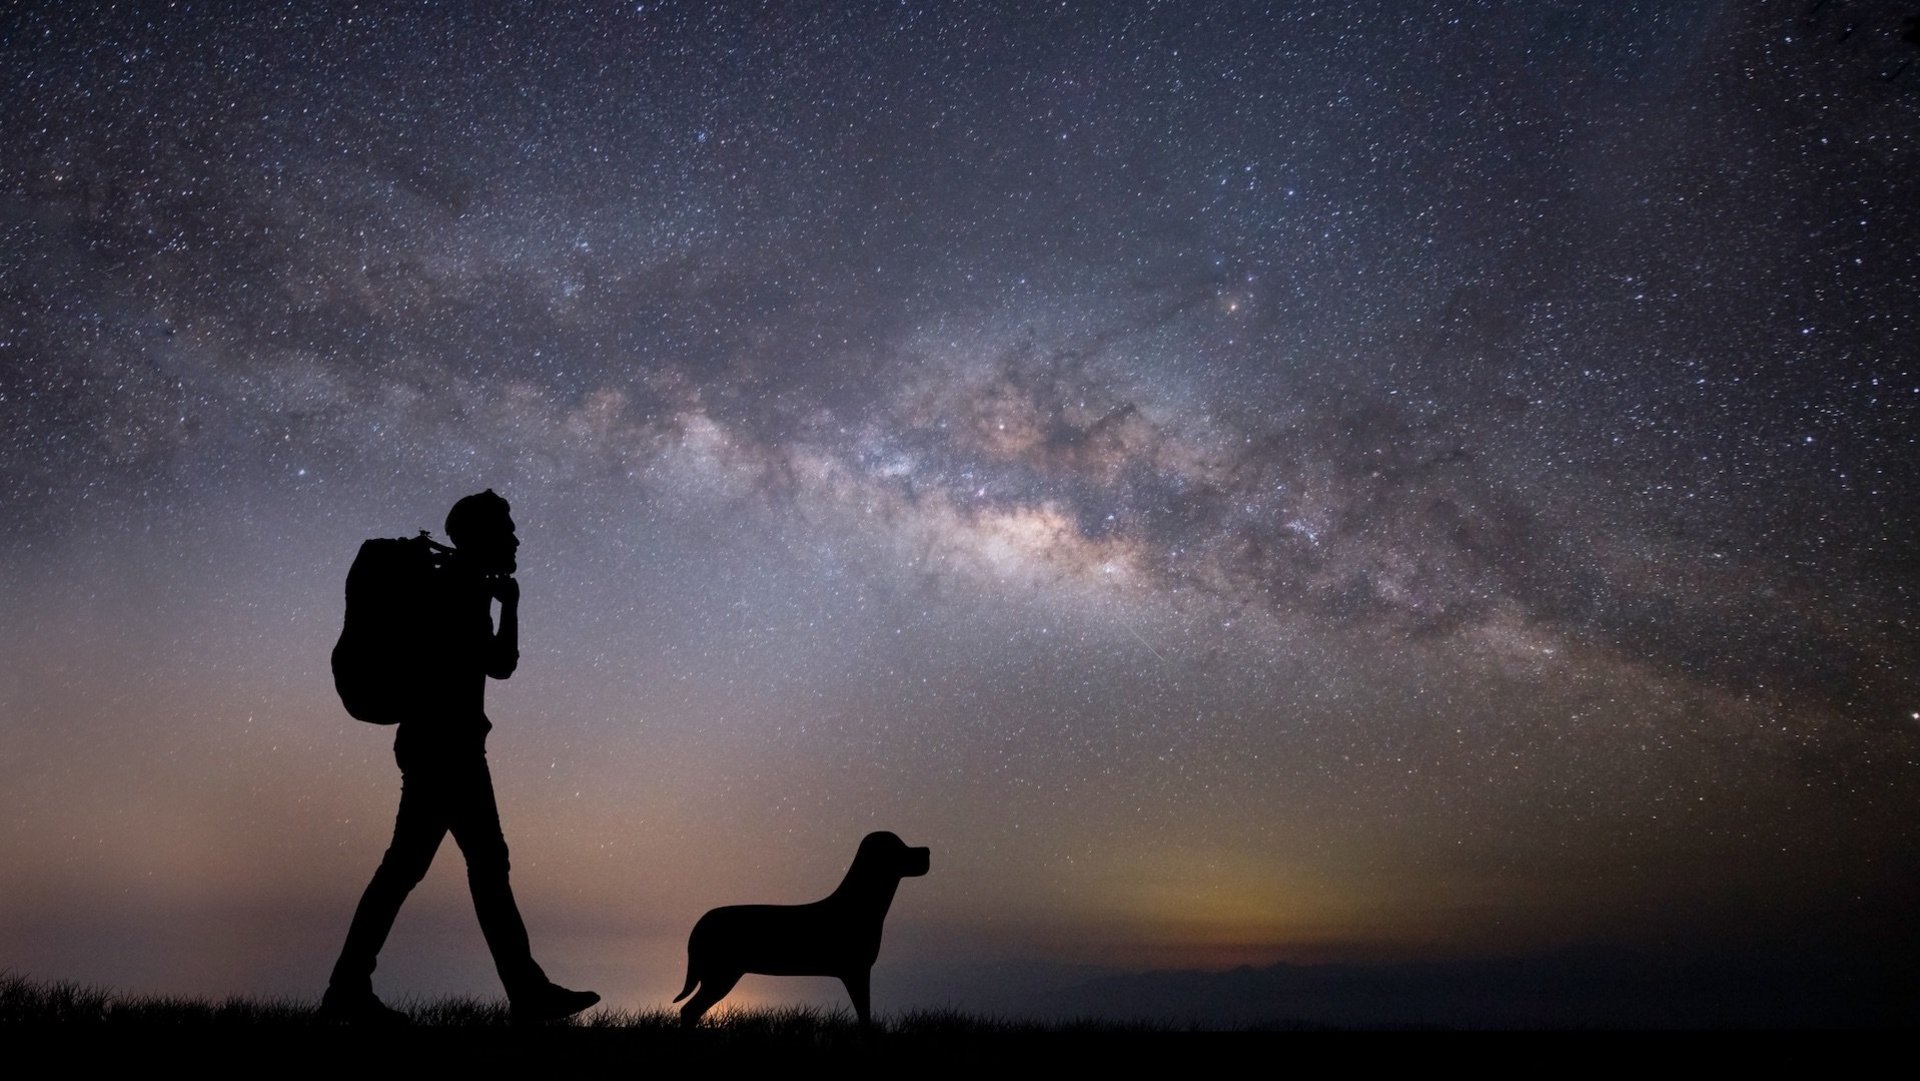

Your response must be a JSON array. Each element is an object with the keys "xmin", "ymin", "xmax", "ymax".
[
  {"xmin": 839, "ymin": 968, "xmax": 871, "ymax": 1026},
  {"xmin": 678, "ymin": 970, "xmax": 742, "ymax": 1028}
]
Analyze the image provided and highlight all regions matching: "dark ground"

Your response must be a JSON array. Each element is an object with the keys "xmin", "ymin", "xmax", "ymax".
[{"xmin": 1, "ymin": 974, "xmax": 1904, "ymax": 1070}]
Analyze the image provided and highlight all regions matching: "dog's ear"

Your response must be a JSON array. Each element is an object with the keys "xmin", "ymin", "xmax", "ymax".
[{"xmin": 858, "ymin": 831, "xmax": 903, "ymax": 858}]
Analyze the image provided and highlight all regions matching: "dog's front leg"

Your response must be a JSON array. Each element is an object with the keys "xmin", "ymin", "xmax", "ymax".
[{"xmin": 840, "ymin": 968, "xmax": 871, "ymax": 1026}]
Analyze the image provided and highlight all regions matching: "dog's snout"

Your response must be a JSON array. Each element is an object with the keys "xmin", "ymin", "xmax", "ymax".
[{"xmin": 905, "ymin": 846, "xmax": 931, "ymax": 876}]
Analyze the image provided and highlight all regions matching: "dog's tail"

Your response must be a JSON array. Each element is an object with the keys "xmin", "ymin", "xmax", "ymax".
[{"xmin": 671, "ymin": 965, "xmax": 697, "ymax": 1004}]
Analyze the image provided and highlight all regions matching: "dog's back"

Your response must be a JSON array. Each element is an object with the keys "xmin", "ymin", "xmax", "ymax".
[{"xmin": 684, "ymin": 901, "xmax": 841, "ymax": 976}]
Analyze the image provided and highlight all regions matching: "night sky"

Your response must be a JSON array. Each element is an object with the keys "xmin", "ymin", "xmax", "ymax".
[{"xmin": 3, "ymin": 1, "xmax": 1917, "ymax": 1021}]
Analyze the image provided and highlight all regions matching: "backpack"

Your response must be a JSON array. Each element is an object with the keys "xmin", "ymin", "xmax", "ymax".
[{"xmin": 330, "ymin": 531, "xmax": 451, "ymax": 723}]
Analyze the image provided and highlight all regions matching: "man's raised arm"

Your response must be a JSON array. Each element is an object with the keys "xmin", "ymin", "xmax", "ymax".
[{"xmin": 488, "ymin": 575, "xmax": 519, "ymax": 679}]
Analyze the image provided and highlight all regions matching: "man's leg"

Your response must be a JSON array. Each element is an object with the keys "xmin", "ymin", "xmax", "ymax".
[
  {"xmin": 328, "ymin": 766, "xmax": 449, "ymax": 999},
  {"xmin": 446, "ymin": 753, "xmax": 597, "ymax": 1020},
  {"xmin": 444, "ymin": 753, "xmax": 547, "ymax": 996}
]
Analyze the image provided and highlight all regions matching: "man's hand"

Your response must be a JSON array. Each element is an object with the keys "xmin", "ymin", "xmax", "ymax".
[{"xmin": 489, "ymin": 574, "xmax": 520, "ymax": 607}]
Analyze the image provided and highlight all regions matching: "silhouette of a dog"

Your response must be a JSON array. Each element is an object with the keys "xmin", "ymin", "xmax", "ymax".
[{"xmin": 673, "ymin": 831, "xmax": 930, "ymax": 1026}]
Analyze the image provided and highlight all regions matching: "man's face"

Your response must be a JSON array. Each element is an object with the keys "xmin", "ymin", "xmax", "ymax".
[{"xmin": 465, "ymin": 512, "xmax": 519, "ymax": 574}]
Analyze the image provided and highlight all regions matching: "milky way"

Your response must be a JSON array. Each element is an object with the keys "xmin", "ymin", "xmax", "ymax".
[{"xmin": 2, "ymin": 2, "xmax": 1916, "ymax": 1014}]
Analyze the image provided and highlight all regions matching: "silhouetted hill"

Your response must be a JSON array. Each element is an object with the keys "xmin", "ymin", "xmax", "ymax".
[{"xmin": 1010, "ymin": 945, "xmax": 1915, "ymax": 1028}]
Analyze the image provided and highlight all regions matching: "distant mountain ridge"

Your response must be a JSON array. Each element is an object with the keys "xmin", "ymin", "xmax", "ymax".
[{"xmin": 883, "ymin": 946, "xmax": 1912, "ymax": 1028}]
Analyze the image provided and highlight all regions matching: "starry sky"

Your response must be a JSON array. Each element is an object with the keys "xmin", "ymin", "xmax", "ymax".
[{"xmin": 2, "ymin": 1, "xmax": 1917, "ymax": 1018}]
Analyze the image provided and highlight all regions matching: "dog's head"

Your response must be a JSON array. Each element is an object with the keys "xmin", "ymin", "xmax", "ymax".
[{"xmin": 857, "ymin": 830, "xmax": 931, "ymax": 878}]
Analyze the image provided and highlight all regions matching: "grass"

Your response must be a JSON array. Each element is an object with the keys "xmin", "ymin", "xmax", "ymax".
[
  {"xmin": 0, "ymin": 970, "xmax": 1204, "ymax": 1032},
  {"xmin": 0, "ymin": 971, "xmax": 1267, "ymax": 1068},
  {"xmin": 6, "ymin": 971, "xmax": 1886, "ymax": 1068}
]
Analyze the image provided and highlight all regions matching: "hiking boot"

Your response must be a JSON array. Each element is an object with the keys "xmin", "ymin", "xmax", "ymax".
[
  {"xmin": 509, "ymin": 983, "xmax": 600, "ymax": 1023},
  {"xmin": 318, "ymin": 986, "xmax": 411, "ymax": 1026}
]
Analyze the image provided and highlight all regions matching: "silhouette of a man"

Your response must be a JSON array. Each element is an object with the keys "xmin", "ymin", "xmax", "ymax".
[{"xmin": 323, "ymin": 490, "xmax": 598, "ymax": 1023}]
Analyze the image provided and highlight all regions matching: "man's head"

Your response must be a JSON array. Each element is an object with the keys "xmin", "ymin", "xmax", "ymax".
[{"xmin": 446, "ymin": 489, "xmax": 517, "ymax": 573}]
